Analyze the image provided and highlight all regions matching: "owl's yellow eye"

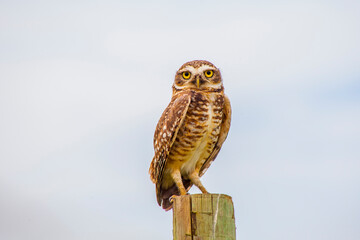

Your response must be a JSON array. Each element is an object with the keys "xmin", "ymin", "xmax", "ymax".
[
  {"xmin": 204, "ymin": 70, "xmax": 214, "ymax": 78},
  {"xmin": 182, "ymin": 71, "xmax": 191, "ymax": 79}
]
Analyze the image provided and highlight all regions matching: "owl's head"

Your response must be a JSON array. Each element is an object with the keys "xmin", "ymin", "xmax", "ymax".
[{"xmin": 173, "ymin": 60, "xmax": 223, "ymax": 92}]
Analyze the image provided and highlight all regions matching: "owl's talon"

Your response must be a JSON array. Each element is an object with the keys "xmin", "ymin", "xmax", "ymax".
[{"xmin": 170, "ymin": 195, "xmax": 178, "ymax": 203}]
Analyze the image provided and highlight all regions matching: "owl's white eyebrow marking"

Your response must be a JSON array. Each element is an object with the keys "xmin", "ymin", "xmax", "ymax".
[
  {"xmin": 197, "ymin": 65, "xmax": 216, "ymax": 73},
  {"xmin": 180, "ymin": 66, "xmax": 196, "ymax": 73},
  {"xmin": 179, "ymin": 65, "xmax": 216, "ymax": 75}
]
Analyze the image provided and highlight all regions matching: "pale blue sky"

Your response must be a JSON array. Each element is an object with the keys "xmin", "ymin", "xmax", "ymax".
[{"xmin": 0, "ymin": 0, "xmax": 359, "ymax": 239}]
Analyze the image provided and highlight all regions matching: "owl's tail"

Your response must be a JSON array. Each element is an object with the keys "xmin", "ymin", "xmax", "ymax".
[{"xmin": 156, "ymin": 179, "xmax": 192, "ymax": 211}]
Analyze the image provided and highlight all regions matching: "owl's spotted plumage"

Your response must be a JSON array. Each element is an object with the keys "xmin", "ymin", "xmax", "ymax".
[{"xmin": 149, "ymin": 60, "xmax": 231, "ymax": 210}]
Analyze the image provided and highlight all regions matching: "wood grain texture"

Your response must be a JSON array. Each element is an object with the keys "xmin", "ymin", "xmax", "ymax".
[
  {"xmin": 172, "ymin": 194, "xmax": 236, "ymax": 240},
  {"xmin": 173, "ymin": 195, "xmax": 192, "ymax": 240}
]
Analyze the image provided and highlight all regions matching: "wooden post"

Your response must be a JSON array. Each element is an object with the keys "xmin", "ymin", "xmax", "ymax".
[{"xmin": 172, "ymin": 194, "xmax": 236, "ymax": 240}]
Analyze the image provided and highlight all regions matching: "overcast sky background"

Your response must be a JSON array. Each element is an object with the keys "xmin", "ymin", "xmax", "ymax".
[{"xmin": 0, "ymin": 0, "xmax": 359, "ymax": 239}]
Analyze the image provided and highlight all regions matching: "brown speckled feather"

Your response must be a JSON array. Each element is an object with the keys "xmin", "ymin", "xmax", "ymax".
[
  {"xmin": 149, "ymin": 91, "xmax": 191, "ymax": 184},
  {"xmin": 200, "ymin": 94, "xmax": 231, "ymax": 176}
]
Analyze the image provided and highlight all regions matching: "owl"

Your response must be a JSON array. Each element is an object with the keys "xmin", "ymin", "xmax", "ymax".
[{"xmin": 149, "ymin": 60, "xmax": 231, "ymax": 210}]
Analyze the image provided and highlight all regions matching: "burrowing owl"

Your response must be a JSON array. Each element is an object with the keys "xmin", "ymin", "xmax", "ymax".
[{"xmin": 149, "ymin": 60, "xmax": 231, "ymax": 210}]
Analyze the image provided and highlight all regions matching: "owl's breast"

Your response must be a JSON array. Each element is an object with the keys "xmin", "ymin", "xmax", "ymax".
[{"xmin": 167, "ymin": 91, "xmax": 224, "ymax": 176}]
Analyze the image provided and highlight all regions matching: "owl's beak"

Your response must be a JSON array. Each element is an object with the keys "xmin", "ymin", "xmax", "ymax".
[{"xmin": 194, "ymin": 75, "xmax": 204, "ymax": 88}]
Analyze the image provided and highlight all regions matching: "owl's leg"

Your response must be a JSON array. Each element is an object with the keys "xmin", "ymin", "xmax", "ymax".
[
  {"xmin": 170, "ymin": 169, "xmax": 187, "ymax": 195},
  {"xmin": 189, "ymin": 171, "xmax": 209, "ymax": 194}
]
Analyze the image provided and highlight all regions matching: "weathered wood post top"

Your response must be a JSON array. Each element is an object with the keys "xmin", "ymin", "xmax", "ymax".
[{"xmin": 172, "ymin": 194, "xmax": 236, "ymax": 240}]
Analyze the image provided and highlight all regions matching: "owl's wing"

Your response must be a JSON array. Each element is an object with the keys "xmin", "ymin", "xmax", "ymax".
[
  {"xmin": 199, "ymin": 94, "xmax": 231, "ymax": 176},
  {"xmin": 149, "ymin": 91, "xmax": 191, "ymax": 185}
]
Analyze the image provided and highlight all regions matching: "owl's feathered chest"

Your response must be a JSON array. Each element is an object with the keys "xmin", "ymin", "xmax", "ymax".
[{"xmin": 168, "ymin": 91, "xmax": 225, "ymax": 175}]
